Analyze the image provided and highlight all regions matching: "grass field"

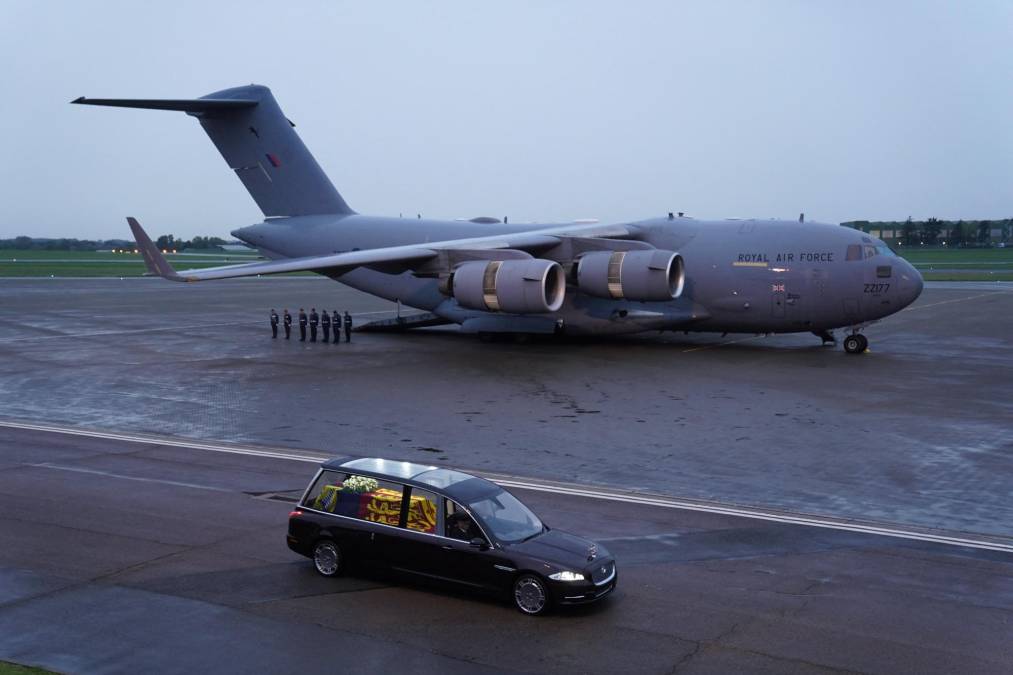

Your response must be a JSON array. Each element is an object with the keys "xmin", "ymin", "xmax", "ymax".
[
  {"xmin": 895, "ymin": 246, "xmax": 1013, "ymax": 280},
  {"xmin": 2, "ymin": 246, "xmax": 1011, "ymax": 281},
  {"xmin": 896, "ymin": 246, "xmax": 1013, "ymax": 264},
  {"xmin": 0, "ymin": 661, "xmax": 54, "ymax": 675},
  {"xmin": 0, "ymin": 249, "xmax": 265, "ymax": 277}
]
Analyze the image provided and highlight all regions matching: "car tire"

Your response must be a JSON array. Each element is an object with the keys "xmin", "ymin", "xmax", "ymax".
[
  {"xmin": 312, "ymin": 539, "xmax": 343, "ymax": 577},
  {"xmin": 513, "ymin": 574, "xmax": 550, "ymax": 616}
]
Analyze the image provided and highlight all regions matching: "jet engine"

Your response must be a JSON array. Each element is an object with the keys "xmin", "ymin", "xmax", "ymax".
[
  {"xmin": 576, "ymin": 249, "xmax": 684, "ymax": 301},
  {"xmin": 451, "ymin": 259, "xmax": 566, "ymax": 313}
]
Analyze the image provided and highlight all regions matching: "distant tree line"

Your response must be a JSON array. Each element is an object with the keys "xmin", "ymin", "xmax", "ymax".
[
  {"xmin": 153, "ymin": 234, "xmax": 228, "ymax": 251},
  {"xmin": 0, "ymin": 235, "xmax": 232, "ymax": 251},
  {"xmin": 0, "ymin": 236, "xmax": 134, "ymax": 251},
  {"xmin": 843, "ymin": 218, "xmax": 1012, "ymax": 247}
]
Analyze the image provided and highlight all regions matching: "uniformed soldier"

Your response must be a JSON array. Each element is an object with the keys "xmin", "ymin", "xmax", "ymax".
[
  {"xmin": 321, "ymin": 308, "xmax": 331, "ymax": 343},
  {"xmin": 343, "ymin": 310, "xmax": 353, "ymax": 343},
  {"xmin": 270, "ymin": 309, "xmax": 279, "ymax": 339},
  {"xmin": 309, "ymin": 307, "xmax": 319, "ymax": 342},
  {"xmin": 283, "ymin": 309, "xmax": 292, "ymax": 339},
  {"xmin": 332, "ymin": 310, "xmax": 341, "ymax": 343},
  {"xmin": 298, "ymin": 308, "xmax": 307, "ymax": 341}
]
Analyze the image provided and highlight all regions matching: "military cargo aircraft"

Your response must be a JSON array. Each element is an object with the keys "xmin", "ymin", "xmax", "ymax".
[{"xmin": 73, "ymin": 85, "xmax": 922, "ymax": 353}]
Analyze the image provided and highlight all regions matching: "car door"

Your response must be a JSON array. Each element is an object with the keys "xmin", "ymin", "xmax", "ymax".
[
  {"xmin": 300, "ymin": 470, "xmax": 376, "ymax": 561},
  {"xmin": 375, "ymin": 485, "xmax": 452, "ymax": 580},
  {"xmin": 429, "ymin": 499, "xmax": 513, "ymax": 591},
  {"xmin": 352, "ymin": 477, "xmax": 410, "ymax": 569}
]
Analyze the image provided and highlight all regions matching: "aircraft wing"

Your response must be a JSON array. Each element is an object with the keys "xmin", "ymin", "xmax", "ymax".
[{"xmin": 126, "ymin": 217, "xmax": 638, "ymax": 282}]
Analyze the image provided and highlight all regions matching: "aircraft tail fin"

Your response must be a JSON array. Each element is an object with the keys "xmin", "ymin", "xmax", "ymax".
[
  {"xmin": 74, "ymin": 85, "xmax": 353, "ymax": 217},
  {"xmin": 127, "ymin": 217, "xmax": 182, "ymax": 281}
]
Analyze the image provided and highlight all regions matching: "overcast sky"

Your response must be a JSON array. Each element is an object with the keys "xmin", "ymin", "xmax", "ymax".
[{"xmin": 2, "ymin": 0, "xmax": 1011, "ymax": 239}]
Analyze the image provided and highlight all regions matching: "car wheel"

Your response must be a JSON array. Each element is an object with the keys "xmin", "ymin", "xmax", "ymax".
[
  {"xmin": 513, "ymin": 574, "xmax": 550, "ymax": 615},
  {"xmin": 312, "ymin": 539, "xmax": 343, "ymax": 577}
]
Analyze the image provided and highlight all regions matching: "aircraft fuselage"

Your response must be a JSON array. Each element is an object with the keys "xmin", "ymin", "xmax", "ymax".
[{"xmin": 234, "ymin": 214, "xmax": 923, "ymax": 336}]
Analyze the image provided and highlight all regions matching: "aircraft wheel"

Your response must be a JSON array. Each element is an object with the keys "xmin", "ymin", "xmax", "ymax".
[
  {"xmin": 843, "ymin": 335, "xmax": 864, "ymax": 354},
  {"xmin": 856, "ymin": 334, "xmax": 869, "ymax": 352},
  {"xmin": 312, "ymin": 539, "xmax": 343, "ymax": 577}
]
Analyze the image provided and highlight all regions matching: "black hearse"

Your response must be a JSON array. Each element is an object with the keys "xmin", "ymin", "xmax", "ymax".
[{"xmin": 287, "ymin": 458, "xmax": 617, "ymax": 615}]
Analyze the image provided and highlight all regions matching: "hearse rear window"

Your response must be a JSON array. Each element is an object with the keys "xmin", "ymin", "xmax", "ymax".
[{"xmin": 303, "ymin": 471, "xmax": 404, "ymax": 526}]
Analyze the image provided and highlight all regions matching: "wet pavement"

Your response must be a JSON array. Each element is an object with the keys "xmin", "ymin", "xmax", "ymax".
[
  {"xmin": 1, "ymin": 278, "xmax": 1011, "ymax": 538},
  {"xmin": 0, "ymin": 427, "xmax": 1010, "ymax": 674}
]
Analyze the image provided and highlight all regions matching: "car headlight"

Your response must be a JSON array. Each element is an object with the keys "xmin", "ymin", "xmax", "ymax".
[{"xmin": 548, "ymin": 570, "xmax": 585, "ymax": 582}]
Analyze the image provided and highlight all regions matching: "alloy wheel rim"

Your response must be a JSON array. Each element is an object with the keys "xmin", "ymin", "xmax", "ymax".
[
  {"xmin": 515, "ymin": 578, "xmax": 546, "ymax": 613},
  {"xmin": 314, "ymin": 542, "xmax": 338, "ymax": 575}
]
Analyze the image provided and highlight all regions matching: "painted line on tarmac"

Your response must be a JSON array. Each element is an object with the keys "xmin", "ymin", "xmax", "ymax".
[
  {"xmin": 0, "ymin": 420, "xmax": 325, "ymax": 463},
  {"xmin": 902, "ymin": 290, "xmax": 1011, "ymax": 313},
  {"xmin": 3, "ymin": 419, "xmax": 1012, "ymax": 554},
  {"xmin": 491, "ymin": 478, "xmax": 1013, "ymax": 554},
  {"xmin": 30, "ymin": 463, "xmax": 235, "ymax": 492}
]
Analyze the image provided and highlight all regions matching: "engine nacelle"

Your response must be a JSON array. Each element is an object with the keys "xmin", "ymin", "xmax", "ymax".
[
  {"xmin": 576, "ymin": 249, "xmax": 684, "ymax": 301},
  {"xmin": 451, "ymin": 259, "xmax": 566, "ymax": 313}
]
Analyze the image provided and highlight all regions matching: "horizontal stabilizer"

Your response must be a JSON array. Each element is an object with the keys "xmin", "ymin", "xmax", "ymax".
[
  {"xmin": 71, "ymin": 97, "xmax": 257, "ymax": 113},
  {"xmin": 127, "ymin": 217, "xmax": 181, "ymax": 280}
]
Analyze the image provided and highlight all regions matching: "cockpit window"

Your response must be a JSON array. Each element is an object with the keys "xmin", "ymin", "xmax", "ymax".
[{"xmin": 848, "ymin": 242, "xmax": 897, "ymax": 262}]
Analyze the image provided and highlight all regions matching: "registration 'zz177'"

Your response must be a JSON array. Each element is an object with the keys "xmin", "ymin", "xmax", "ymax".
[{"xmin": 864, "ymin": 283, "xmax": 889, "ymax": 294}]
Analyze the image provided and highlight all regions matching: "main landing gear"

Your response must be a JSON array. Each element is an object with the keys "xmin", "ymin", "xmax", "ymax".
[
  {"xmin": 843, "ymin": 333, "xmax": 869, "ymax": 354},
  {"xmin": 812, "ymin": 329, "xmax": 836, "ymax": 345}
]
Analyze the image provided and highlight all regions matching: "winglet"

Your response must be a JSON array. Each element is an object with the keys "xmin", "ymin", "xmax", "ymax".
[{"xmin": 127, "ymin": 217, "xmax": 183, "ymax": 281}]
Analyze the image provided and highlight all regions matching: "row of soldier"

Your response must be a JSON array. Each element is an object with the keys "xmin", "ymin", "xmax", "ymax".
[{"xmin": 270, "ymin": 308, "xmax": 353, "ymax": 342}]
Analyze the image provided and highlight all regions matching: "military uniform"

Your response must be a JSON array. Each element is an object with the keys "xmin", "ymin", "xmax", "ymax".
[
  {"xmin": 309, "ymin": 308, "xmax": 319, "ymax": 342},
  {"xmin": 270, "ymin": 309, "xmax": 279, "ymax": 338},
  {"xmin": 321, "ymin": 310, "xmax": 331, "ymax": 343},
  {"xmin": 332, "ymin": 311, "xmax": 340, "ymax": 343},
  {"xmin": 343, "ymin": 311, "xmax": 352, "ymax": 343},
  {"xmin": 298, "ymin": 309, "xmax": 307, "ymax": 341},
  {"xmin": 283, "ymin": 310, "xmax": 292, "ymax": 339}
]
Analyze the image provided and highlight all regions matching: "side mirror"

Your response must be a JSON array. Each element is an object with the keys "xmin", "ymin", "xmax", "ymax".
[{"xmin": 469, "ymin": 537, "xmax": 488, "ymax": 550}]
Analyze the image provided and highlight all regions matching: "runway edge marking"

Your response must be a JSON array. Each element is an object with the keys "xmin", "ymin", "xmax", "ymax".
[{"xmin": 3, "ymin": 419, "xmax": 1011, "ymax": 554}]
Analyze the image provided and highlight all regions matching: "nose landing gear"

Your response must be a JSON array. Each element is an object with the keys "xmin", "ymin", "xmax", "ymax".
[{"xmin": 843, "ymin": 333, "xmax": 868, "ymax": 354}]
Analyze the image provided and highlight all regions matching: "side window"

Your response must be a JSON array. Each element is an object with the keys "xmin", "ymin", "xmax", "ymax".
[
  {"xmin": 445, "ymin": 499, "xmax": 482, "ymax": 542},
  {"xmin": 846, "ymin": 244, "xmax": 862, "ymax": 261},
  {"xmin": 864, "ymin": 245, "xmax": 878, "ymax": 259},
  {"xmin": 303, "ymin": 472, "xmax": 404, "ymax": 526},
  {"xmin": 406, "ymin": 487, "xmax": 440, "ymax": 534},
  {"xmin": 357, "ymin": 477, "xmax": 404, "ymax": 526},
  {"xmin": 302, "ymin": 470, "xmax": 346, "ymax": 510}
]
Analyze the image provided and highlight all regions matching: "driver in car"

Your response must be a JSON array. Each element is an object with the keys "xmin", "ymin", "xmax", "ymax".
[{"xmin": 448, "ymin": 513, "xmax": 478, "ymax": 541}]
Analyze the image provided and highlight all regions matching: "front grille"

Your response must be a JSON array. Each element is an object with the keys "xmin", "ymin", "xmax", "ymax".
[{"xmin": 590, "ymin": 561, "xmax": 615, "ymax": 585}]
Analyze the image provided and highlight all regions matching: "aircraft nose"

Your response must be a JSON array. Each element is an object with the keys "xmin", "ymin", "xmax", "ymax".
[{"xmin": 899, "ymin": 259, "xmax": 923, "ymax": 307}]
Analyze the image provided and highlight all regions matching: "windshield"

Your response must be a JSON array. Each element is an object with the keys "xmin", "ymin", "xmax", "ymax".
[{"xmin": 467, "ymin": 489, "xmax": 543, "ymax": 543}]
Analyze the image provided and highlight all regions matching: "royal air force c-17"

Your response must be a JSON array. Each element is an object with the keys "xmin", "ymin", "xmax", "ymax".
[{"xmin": 73, "ymin": 84, "xmax": 922, "ymax": 353}]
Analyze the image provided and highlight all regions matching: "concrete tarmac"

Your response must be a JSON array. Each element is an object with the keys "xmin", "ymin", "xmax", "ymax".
[
  {"xmin": 1, "ymin": 278, "xmax": 1012, "ymax": 537},
  {"xmin": 0, "ymin": 426, "xmax": 1010, "ymax": 674},
  {"xmin": 1, "ymin": 277, "xmax": 1012, "ymax": 672}
]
